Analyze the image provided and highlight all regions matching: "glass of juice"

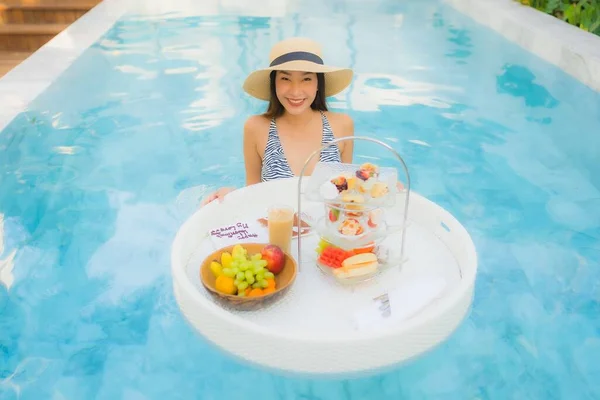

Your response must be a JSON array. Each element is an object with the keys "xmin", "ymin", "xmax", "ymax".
[{"xmin": 267, "ymin": 204, "xmax": 294, "ymax": 253}]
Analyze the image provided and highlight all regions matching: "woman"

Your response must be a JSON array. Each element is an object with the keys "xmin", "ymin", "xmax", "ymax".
[{"xmin": 202, "ymin": 37, "xmax": 355, "ymax": 206}]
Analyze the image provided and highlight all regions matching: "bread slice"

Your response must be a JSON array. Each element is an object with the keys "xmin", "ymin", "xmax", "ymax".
[{"xmin": 333, "ymin": 253, "xmax": 378, "ymax": 278}]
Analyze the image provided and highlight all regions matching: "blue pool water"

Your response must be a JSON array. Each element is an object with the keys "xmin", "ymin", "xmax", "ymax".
[{"xmin": 1, "ymin": 0, "xmax": 600, "ymax": 398}]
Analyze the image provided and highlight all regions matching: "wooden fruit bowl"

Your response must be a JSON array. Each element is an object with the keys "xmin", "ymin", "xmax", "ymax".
[{"xmin": 200, "ymin": 243, "xmax": 297, "ymax": 311}]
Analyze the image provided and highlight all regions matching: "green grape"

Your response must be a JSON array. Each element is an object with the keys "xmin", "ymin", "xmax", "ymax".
[
  {"xmin": 222, "ymin": 268, "xmax": 235, "ymax": 278},
  {"xmin": 264, "ymin": 271, "xmax": 275, "ymax": 280},
  {"xmin": 252, "ymin": 282, "xmax": 262, "ymax": 289},
  {"xmin": 259, "ymin": 279, "xmax": 268, "ymax": 289},
  {"xmin": 234, "ymin": 279, "xmax": 241, "ymax": 287},
  {"xmin": 240, "ymin": 262, "xmax": 249, "ymax": 272},
  {"xmin": 257, "ymin": 260, "xmax": 267, "ymax": 268},
  {"xmin": 236, "ymin": 272, "xmax": 245, "ymax": 281},
  {"xmin": 251, "ymin": 253, "xmax": 262, "ymax": 261},
  {"xmin": 231, "ymin": 267, "xmax": 239, "ymax": 275},
  {"xmin": 256, "ymin": 271, "xmax": 265, "ymax": 281},
  {"xmin": 252, "ymin": 265, "xmax": 264, "ymax": 275},
  {"xmin": 245, "ymin": 271, "xmax": 255, "ymax": 284},
  {"xmin": 238, "ymin": 281, "xmax": 249, "ymax": 291},
  {"xmin": 231, "ymin": 260, "xmax": 239, "ymax": 268},
  {"xmin": 237, "ymin": 291, "xmax": 246, "ymax": 297}
]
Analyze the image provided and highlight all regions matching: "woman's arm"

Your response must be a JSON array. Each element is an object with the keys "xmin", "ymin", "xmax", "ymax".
[
  {"xmin": 243, "ymin": 116, "xmax": 264, "ymax": 186},
  {"xmin": 327, "ymin": 112, "xmax": 355, "ymax": 163},
  {"xmin": 200, "ymin": 116, "xmax": 263, "ymax": 206},
  {"xmin": 339, "ymin": 114, "xmax": 354, "ymax": 163}
]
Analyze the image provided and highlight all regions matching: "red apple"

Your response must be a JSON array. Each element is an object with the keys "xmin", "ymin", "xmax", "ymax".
[{"xmin": 261, "ymin": 244, "xmax": 286, "ymax": 275}]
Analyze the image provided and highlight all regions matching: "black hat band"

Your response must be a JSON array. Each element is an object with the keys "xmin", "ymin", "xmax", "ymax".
[{"xmin": 269, "ymin": 51, "xmax": 324, "ymax": 67}]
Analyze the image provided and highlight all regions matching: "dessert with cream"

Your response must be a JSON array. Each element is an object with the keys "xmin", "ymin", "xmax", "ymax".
[
  {"xmin": 321, "ymin": 162, "xmax": 390, "ymax": 203},
  {"xmin": 338, "ymin": 218, "xmax": 365, "ymax": 236},
  {"xmin": 341, "ymin": 193, "xmax": 365, "ymax": 217}
]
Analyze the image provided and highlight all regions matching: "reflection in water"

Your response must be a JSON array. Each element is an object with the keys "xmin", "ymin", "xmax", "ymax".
[
  {"xmin": 341, "ymin": 73, "xmax": 462, "ymax": 111},
  {"xmin": 408, "ymin": 139, "xmax": 431, "ymax": 147},
  {"xmin": 53, "ymin": 146, "xmax": 80, "ymax": 155},
  {"xmin": 497, "ymin": 64, "xmax": 559, "ymax": 108},
  {"xmin": 113, "ymin": 65, "xmax": 158, "ymax": 80}
]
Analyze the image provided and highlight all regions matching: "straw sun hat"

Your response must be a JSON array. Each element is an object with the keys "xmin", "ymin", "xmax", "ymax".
[{"xmin": 243, "ymin": 37, "xmax": 353, "ymax": 101}]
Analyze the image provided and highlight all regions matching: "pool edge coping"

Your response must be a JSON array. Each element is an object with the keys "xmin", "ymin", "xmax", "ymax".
[
  {"xmin": 0, "ymin": 0, "xmax": 135, "ymax": 132},
  {"xmin": 444, "ymin": 0, "xmax": 600, "ymax": 93}
]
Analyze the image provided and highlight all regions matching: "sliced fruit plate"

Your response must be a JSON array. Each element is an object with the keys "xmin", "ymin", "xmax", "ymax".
[{"xmin": 314, "ymin": 237, "xmax": 402, "ymax": 284}]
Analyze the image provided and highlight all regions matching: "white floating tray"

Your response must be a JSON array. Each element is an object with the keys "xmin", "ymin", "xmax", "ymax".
[{"xmin": 171, "ymin": 177, "xmax": 478, "ymax": 376}]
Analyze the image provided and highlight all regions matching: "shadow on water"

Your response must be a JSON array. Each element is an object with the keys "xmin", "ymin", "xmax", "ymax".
[{"xmin": 496, "ymin": 64, "xmax": 559, "ymax": 109}]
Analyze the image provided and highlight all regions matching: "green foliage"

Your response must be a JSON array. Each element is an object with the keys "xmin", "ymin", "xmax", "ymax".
[{"xmin": 517, "ymin": 0, "xmax": 600, "ymax": 35}]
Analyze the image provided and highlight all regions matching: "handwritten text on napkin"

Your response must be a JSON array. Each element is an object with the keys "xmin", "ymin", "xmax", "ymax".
[{"xmin": 208, "ymin": 221, "xmax": 268, "ymax": 248}]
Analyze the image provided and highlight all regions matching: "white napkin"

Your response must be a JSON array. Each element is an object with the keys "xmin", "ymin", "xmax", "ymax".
[
  {"xmin": 208, "ymin": 220, "xmax": 269, "ymax": 249},
  {"xmin": 352, "ymin": 274, "xmax": 448, "ymax": 332}
]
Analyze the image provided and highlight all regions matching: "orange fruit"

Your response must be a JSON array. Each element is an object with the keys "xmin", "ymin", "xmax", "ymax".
[
  {"xmin": 215, "ymin": 275, "xmax": 236, "ymax": 295},
  {"xmin": 263, "ymin": 287, "xmax": 276, "ymax": 295},
  {"xmin": 248, "ymin": 288, "xmax": 264, "ymax": 297},
  {"xmin": 266, "ymin": 278, "xmax": 276, "ymax": 289}
]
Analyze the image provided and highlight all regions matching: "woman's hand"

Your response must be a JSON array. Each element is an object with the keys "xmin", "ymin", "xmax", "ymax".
[{"xmin": 200, "ymin": 186, "xmax": 236, "ymax": 207}]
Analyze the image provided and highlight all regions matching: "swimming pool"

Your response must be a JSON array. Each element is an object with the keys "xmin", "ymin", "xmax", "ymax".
[{"xmin": 1, "ymin": 0, "xmax": 599, "ymax": 397}]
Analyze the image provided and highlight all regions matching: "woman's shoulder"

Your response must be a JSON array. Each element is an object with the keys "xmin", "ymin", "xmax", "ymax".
[
  {"xmin": 244, "ymin": 114, "xmax": 271, "ymax": 132},
  {"xmin": 243, "ymin": 114, "xmax": 272, "ymax": 143},
  {"xmin": 323, "ymin": 111, "xmax": 354, "ymax": 138}
]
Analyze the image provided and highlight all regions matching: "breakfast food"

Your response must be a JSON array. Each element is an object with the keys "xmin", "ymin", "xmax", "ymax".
[
  {"xmin": 208, "ymin": 244, "xmax": 280, "ymax": 297},
  {"xmin": 333, "ymin": 253, "xmax": 378, "ymax": 279},
  {"xmin": 331, "ymin": 175, "xmax": 348, "ymax": 193},
  {"xmin": 322, "ymin": 162, "xmax": 390, "ymax": 204},
  {"xmin": 338, "ymin": 218, "xmax": 365, "ymax": 236},
  {"xmin": 357, "ymin": 162, "xmax": 379, "ymax": 179},
  {"xmin": 261, "ymin": 244, "xmax": 286, "ymax": 275},
  {"xmin": 315, "ymin": 238, "xmax": 379, "ymax": 278},
  {"xmin": 320, "ymin": 181, "xmax": 340, "ymax": 199},
  {"xmin": 341, "ymin": 193, "xmax": 365, "ymax": 217},
  {"xmin": 327, "ymin": 203, "xmax": 341, "ymax": 222},
  {"xmin": 370, "ymin": 181, "xmax": 389, "ymax": 198},
  {"xmin": 307, "ymin": 161, "xmax": 398, "ymax": 284},
  {"xmin": 367, "ymin": 208, "xmax": 383, "ymax": 228},
  {"xmin": 257, "ymin": 213, "xmax": 311, "ymax": 237}
]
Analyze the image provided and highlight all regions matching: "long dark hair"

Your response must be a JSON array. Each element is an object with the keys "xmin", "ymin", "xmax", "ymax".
[{"xmin": 263, "ymin": 71, "xmax": 328, "ymax": 119}]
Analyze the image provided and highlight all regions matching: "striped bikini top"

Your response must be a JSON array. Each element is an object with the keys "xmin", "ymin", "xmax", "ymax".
[{"xmin": 261, "ymin": 111, "xmax": 341, "ymax": 182}]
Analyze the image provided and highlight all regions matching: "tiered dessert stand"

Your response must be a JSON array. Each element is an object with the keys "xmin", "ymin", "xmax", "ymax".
[{"xmin": 171, "ymin": 136, "xmax": 478, "ymax": 376}]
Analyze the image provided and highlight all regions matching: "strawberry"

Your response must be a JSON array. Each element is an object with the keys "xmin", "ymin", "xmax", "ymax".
[{"xmin": 356, "ymin": 169, "xmax": 370, "ymax": 181}]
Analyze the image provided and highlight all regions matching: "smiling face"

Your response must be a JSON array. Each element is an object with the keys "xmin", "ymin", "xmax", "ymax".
[{"xmin": 274, "ymin": 70, "xmax": 319, "ymax": 115}]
